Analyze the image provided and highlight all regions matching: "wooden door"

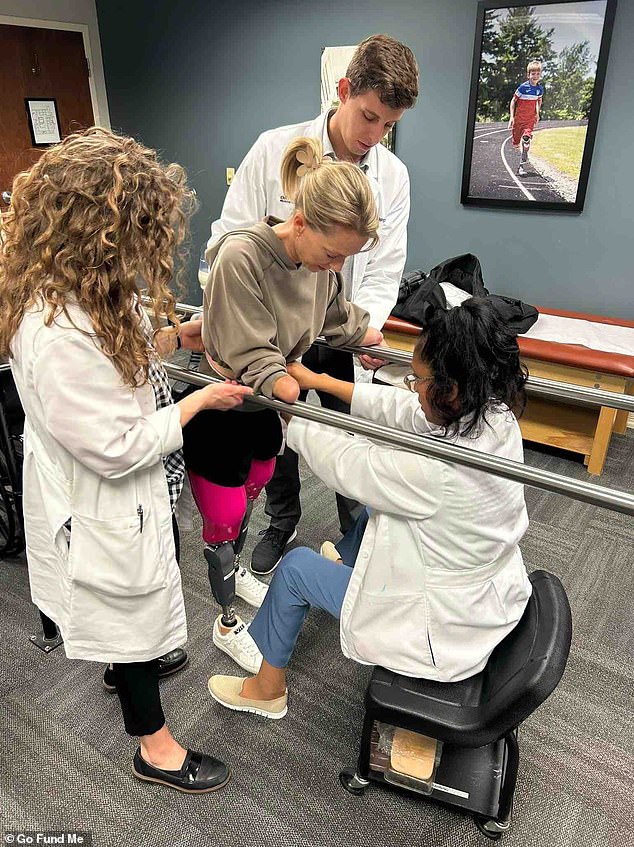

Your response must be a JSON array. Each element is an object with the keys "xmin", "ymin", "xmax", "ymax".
[{"xmin": 0, "ymin": 24, "xmax": 94, "ymax": 208}]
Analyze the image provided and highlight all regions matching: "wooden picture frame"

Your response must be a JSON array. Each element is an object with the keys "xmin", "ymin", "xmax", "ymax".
[{"xmin": 461, "ymin": 0, "xmax": 617, "ymax": 212}]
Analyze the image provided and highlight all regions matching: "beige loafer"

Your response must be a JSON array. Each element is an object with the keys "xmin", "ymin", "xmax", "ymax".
[
  {"xmin": 208, "ymin": 675, "xmax": 288, "ymax": 719},
  {"xmin": 320, "ymin": 541, "xmax": 342, "ymax": 563}
]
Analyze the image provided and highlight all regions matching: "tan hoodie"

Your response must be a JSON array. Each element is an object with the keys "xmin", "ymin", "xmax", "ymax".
[{"xmin": 203, "ymin": 218, "xmax": 370, "ymax": 397}]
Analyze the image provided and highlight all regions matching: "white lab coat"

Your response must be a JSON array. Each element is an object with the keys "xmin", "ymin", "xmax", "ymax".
[
  {"xmin": 286, "ymin": 384, "xmax": 532, "ymax": 682},
  {"xmin": 10, "ymin": 303, "xmax": 187, "ymax": 663},
  {"xmin": 209, "ymin": 111, "xmax": 410, "ymax": 332}
]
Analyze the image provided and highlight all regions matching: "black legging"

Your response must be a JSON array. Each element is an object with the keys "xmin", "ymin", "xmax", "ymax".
[
  {"xmin": 112, "ymin": 515, "xmax": 180, "ymax": 737},
  {"xmin": 182, "ymin": 402, "xmax": 282, "ymax": 486},
  {"xmin": 112, "ymin": 658, "xmax": 164, "ymax": 736}
]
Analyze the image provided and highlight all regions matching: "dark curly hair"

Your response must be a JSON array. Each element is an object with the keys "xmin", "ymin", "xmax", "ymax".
[{"xmin": 414, "ymin": 297, "xmax": 528, "ymax": 437}]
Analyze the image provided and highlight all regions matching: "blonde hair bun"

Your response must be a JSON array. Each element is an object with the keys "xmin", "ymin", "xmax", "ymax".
[{"xmin": 280, "ymin": 136, "xmax": 379, "ymax": 249}]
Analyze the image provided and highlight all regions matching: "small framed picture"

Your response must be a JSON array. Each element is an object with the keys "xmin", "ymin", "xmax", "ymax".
[
  {"xmin": 461, "ymin": 0, "xmax": 617, "ymax": 212},
  {"xmin": 25, "ymin": 98, "xmax": 62, "ymax": 146}
]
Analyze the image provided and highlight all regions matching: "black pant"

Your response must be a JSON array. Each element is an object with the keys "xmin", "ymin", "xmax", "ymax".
[
  {"xmin": 264, "ymin": 344, "xmax": 363, "ymax": 535},
  {"xmin": 112, "ymin": 659, "xmax": 165, "ymax": 737},
  {"xmin": 112, "ymin": 515, "xmax": 180, "ymax": 737},
  {"xmin": 182, "ymin": 402, "xmax": 282, "ymax": 486}
]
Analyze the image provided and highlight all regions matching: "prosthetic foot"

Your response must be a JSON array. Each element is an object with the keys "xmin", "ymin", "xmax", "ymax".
[{"xmin": 518, "ymin": 134, "xmax": 530, "ymax": 175}]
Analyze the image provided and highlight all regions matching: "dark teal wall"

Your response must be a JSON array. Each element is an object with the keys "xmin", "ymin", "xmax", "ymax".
[{"xmin": 97, "ymin": 0, "xmax": 633, "ymax": 316}]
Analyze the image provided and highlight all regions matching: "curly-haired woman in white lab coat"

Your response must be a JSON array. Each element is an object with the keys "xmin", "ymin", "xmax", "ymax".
[{"xmin": 0, "ymin": 127, "xmax": 252, "ymax": 792}]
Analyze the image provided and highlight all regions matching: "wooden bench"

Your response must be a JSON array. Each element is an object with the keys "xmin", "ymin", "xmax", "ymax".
[{"xmin": 382, "ymin": 307, "xmax": 634, "ymax": 475}]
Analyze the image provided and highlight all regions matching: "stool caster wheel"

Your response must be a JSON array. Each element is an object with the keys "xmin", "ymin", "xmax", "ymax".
[
  {"xmin": 339, "ymin": 768, "xmax": 369, "ymax": 796},
  {"xmin": 474, "ymin": 815, "xmax": 510, "ymax": 840}
]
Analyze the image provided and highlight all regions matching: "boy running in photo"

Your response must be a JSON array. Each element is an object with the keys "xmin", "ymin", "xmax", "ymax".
[{"xmin": 509, "ymin": 60, "xmax": 544, "ymax": 176}]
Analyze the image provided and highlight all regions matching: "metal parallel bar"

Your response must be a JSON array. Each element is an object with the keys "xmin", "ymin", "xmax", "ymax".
[
  {"xmin": 163, "ymin": 362, "xmax": 634, "ymax": 517},
  {"xmin": 155, "ymin": 299, "xmax": 634, "ymax": 414},
  {"xmin": 325, "ymin": 341, "xmax": 634, "ymax": 414},
  {"xmin": 521, "ymin": 376, "xmax": 634, "ymax": 413}
]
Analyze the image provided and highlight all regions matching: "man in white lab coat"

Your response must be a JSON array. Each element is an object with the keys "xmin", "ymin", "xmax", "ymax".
[{"xmin": 208, "ymin": 34, "xmax": 419, "ymax": 574}]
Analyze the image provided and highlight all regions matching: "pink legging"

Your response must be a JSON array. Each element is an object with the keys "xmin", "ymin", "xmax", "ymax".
[{"xmin": 188, "ymin": 458, "xmax": 276, "ymax": 545}]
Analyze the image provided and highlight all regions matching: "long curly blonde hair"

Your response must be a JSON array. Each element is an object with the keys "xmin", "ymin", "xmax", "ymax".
[{"xmin": 0, "ymin": 126, "xmax": 196, "ymax": 387}]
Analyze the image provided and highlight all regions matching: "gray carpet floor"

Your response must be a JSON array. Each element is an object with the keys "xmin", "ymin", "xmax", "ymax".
[{"xmin": 1, "ymin": 426, "xmax": 633, "ymax": 847}]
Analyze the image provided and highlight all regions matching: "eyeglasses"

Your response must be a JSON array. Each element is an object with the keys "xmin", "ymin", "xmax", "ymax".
[{"xmin": 403, "ymin": 373, "xmax": 434, "ymax": 392}]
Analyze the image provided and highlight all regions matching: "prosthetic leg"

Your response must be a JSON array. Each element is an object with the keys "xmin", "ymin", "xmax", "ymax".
[
  {"xmin": 190, "ymin": 464, "xmax": 274, "ymax": 609},
  {"xmin": 518, "ymin": 133, "xmax": 531, "ymax": 176},
  {"xmin": 189, "ymin": 470, "xmax": 246, "ymax": 626},
  {"xmin": 190, "ymin": 469, "xmax": 269, "ymax": 673},
  {"xmin": 189, "ymin": 453, "xmax": 277, "ymax": 614},
  {"xmin": 203, "ymin": 501, "xmax": 254, "ymax": 627}
]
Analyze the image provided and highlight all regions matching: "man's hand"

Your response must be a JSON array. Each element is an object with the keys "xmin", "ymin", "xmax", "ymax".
[{"xmin": 508, "ymin": 117, "xmax": 514, "ymax": 130}]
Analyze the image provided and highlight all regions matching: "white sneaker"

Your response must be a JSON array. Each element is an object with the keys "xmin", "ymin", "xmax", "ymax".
[
  {"xmin": 320, "ymin": 541, "xmax": 342, "ymax": 563},
  {"xmin": 235, "ymin": 565, "xmax": 268, "ymax": 608},
  {"xmin": 212, "ymin": 615, "xmax": 263, "ymax": 674}
]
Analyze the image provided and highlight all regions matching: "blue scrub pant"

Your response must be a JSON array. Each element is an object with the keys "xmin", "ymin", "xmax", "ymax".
[{"xmin": 248, "ymin": 509, "xmax": 370, "ymax": 668}]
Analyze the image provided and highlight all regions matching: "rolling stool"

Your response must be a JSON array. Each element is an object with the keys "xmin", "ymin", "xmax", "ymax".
[{"xmin": 340, "ymin": 570, "xmax": 572, "ymax": 840}]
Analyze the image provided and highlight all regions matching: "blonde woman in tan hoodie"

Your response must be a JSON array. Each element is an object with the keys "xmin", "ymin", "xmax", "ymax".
[{"xmin": 182, "ymin": 137, "xmax": 384, "ymax": 673}]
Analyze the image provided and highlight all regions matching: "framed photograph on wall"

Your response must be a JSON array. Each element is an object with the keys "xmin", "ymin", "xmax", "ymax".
[
  {"xmin": 461, "ymin": 0, "xmax": 617, "ymax": 212},
  {"xmin": 25, "ymin": 98, "xmax": 62, "ymax": 146},
  {"xmin": 321, "ymin": 45, "xmax": 396, "ymax": 152}
]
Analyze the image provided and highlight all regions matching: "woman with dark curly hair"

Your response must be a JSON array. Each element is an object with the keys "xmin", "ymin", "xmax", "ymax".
[
  {"xmin": 207, "ymin": 297, "xmax": 533, "ymax": 719},
  {"xmin": 0, "ymin": 127, "xmax": 252, "ymax": 790}
]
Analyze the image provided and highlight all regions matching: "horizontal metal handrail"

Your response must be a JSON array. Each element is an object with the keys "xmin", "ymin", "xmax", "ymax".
[
  {"xmin": 326, "ymin": 341, "xmax": 634, "ymax": 413},
  {"xmin": 520, "ymin": 375, "xmax": 633, "ymax": 412},
  {"xmin": 163, "ymin": 362, "xmax": 634, "ymax": 517},
  {"xmin": 156, "ymin": 298, "xmax": 634, "ymax": 414}
]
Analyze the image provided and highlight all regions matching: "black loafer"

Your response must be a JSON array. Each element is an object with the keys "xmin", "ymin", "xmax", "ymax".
[
  {"xmin": 102, "ymin": 647, "xmax": 189, "ymax": 691},
  {"xmin": 132, "ymin": 748, "xmax": 230, "ymax": 793}
]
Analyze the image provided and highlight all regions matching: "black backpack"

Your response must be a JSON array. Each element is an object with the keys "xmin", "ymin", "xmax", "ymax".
[{"xmin": 392, "ymin": 253, "xmax": 538, "ymax": 335}]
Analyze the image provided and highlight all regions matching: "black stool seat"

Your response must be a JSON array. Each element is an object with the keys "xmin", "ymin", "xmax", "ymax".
[
  {"xmin": 342, "ymin": 570, "xmax": 573, "ymax": 839},
  {"xmin": 366, "ymin": 570, "xmax": 572, "ymax": 748}
]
